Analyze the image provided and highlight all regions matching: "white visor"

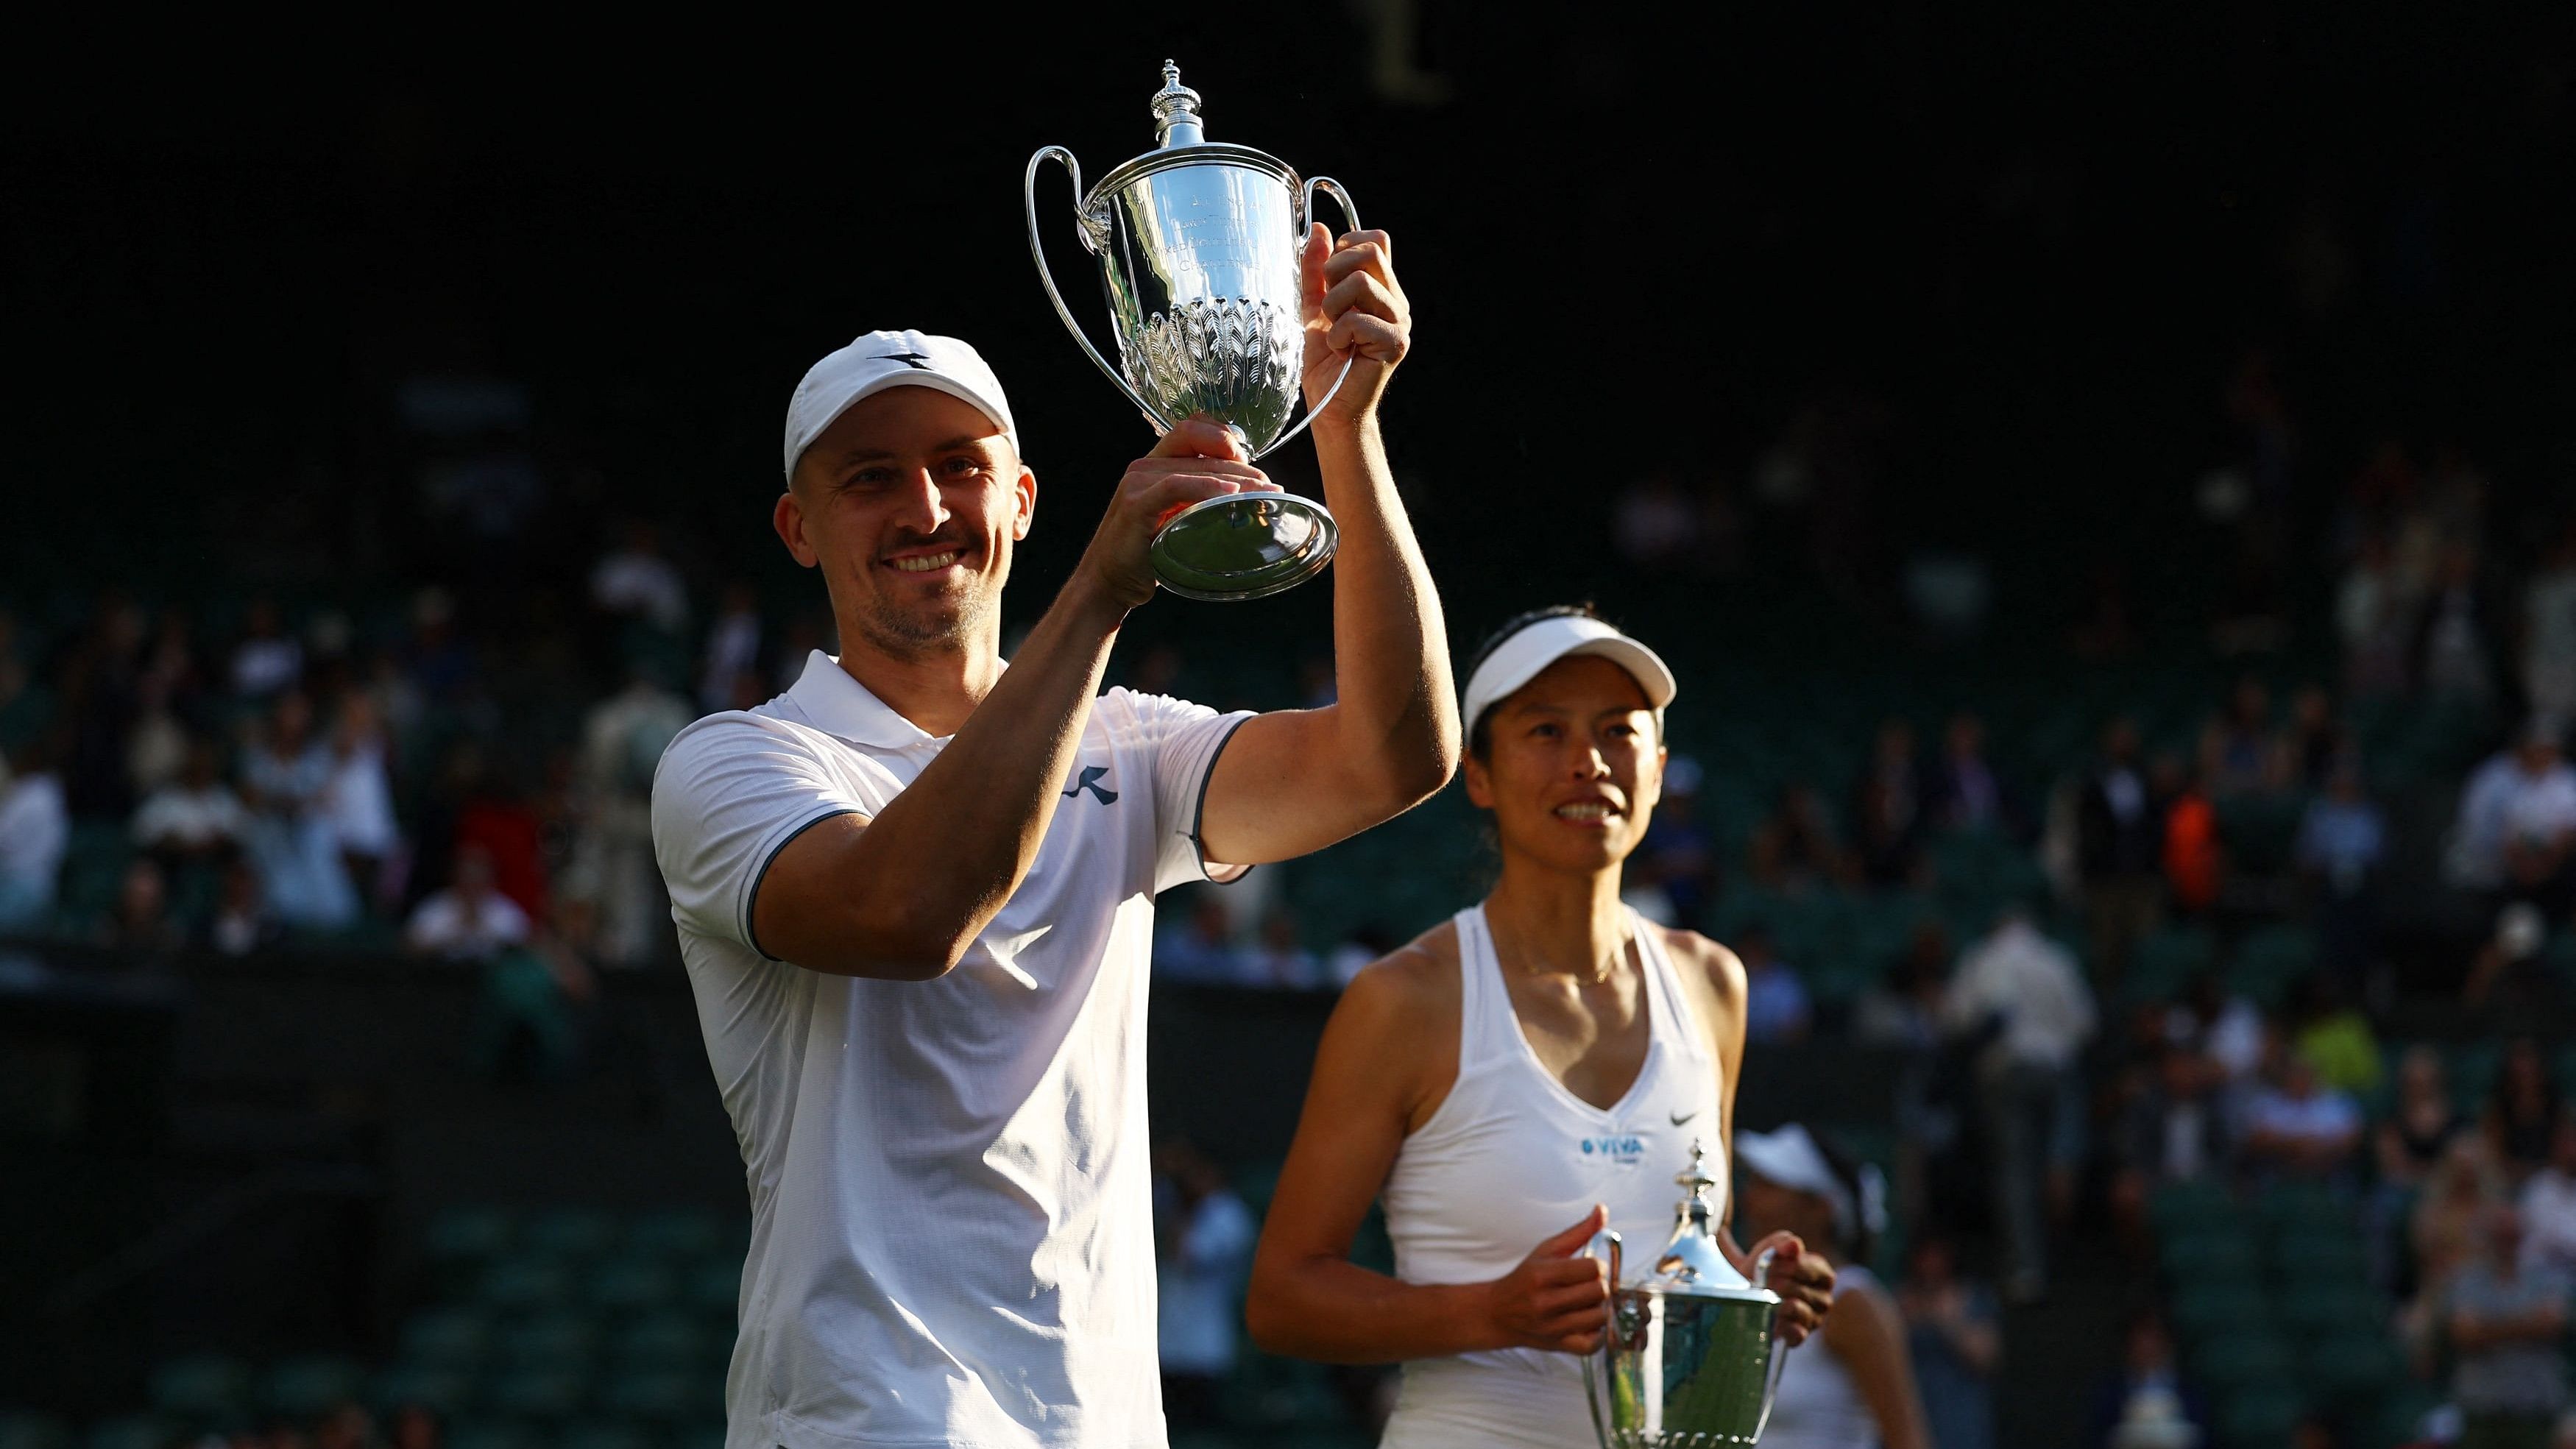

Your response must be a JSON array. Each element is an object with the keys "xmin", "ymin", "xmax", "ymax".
[{"xmin": 1462, "ymin": 614, "xmax": 1677, "ymax": 745}]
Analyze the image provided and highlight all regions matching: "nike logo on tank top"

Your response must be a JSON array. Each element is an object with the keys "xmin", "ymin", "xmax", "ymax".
[{"xmin": 1376, "ymin": 905, "xmax": 1727, "ymax": 1449}]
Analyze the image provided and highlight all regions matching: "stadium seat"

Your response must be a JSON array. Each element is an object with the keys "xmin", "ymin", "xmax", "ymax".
[
  {"xmin": 478, "ymin": 1255, "xmax": 574, "ymax": 1311},
  {"xmin": 609, "ymin": 1311, "xmax": 704, "ymax": 1372},
  {"xmin": 520, "ymin": 1208, "xmax": 618, "ymax": 1259},
  {"xmin": 625, "ymin": 1208, "xmax": 725, "ymax": 1261},
  {"xmin": 598, "ymin": 1368, "xmax": 707, "ymax": 1423},
  {"xmin": 2271, "ymin": 1233, "xmax": 2371, "ymax": 1286},
  {"xmin": 145, "ymin": 1354, "xmax": 247, "ymax": 1424},
  {"xmin": 2215, "ymin": 1384, "xmax": 2306, "ymax": 1449},
  {"xmin": 2167, "ymin": 1281, "xmax": 2271, "ymax": 1339},
  {"xmin": 79, "ymin": 1418, "xmax": 170, "ymax": 1449},
  {"xmin": 684, "ymin": 1258, "xmax": 741, "ymax": 1316},
  {"xmin": 443, "ymin": 1420, "xmax": 532, "ymax": 1449},
  {"xmin": 2159, "ymin": 1230, "xmax": 2259, "ymax": 1284},
  {"xmin": 2299, "ymin": 1331, "xmax": 2399, "ymax": 1406},
  {"xmin": 560, "ymin": 1427, "xmax": 651, "ymax": 1449},
  {"xmin": 2277, "ymin": 1281, "xmax": 2384, "ymax": 1337},
  {"xmin": 481, "ymin": 1367, "xmax": 586, "ymax": 1420},
  {"xmin": 2148, "ymin": 1179, "xmax": 2239, "ymax": 1236},
  {"xmin": 0, "ymin": 1411, "xmax": 71, "ymax": 1449},
  {"xmin": 259, "ymin": 1356, "xmax": 366, "ymax": 1420},
  {"xmin": 369, "ymin": 1365, "xmax": 472, "ymax": 1417},
  {"xmin": 492, "ymin": 1311, "xmax": 597, "ymax": 1371},
  {"xmin": 397, "ymin": 1308, "xmax": 489, "ymax": 1370},
  {"xmin": 2187, "ymin": 1329, "xmax": 2293, "ymax": 1395},
  {"xmin": 424, "ymin": 1207, "xmax": 515, "ymax": 1269},
  {"xmin": 587, "ymin": 1258, "xmax": 677, "ymax": 1311}
]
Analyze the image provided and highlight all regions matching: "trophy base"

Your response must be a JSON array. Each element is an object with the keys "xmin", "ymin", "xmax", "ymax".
[{"xmin": 1148, "ymin": 492, "xmax": 1337, "ymax": 601}]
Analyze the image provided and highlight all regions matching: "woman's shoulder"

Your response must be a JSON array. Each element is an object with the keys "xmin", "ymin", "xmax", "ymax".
[
  {"xmin": 1342, "ymin": 919, "xmax": 1464, "ymax": 1014},
  {"xmin": 1646, "ymin": 923, "xmax": 1747, "ymax": 1002}
]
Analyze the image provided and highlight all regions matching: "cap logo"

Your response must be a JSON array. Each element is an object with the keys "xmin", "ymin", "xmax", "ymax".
[{"xmin": 878, "ymin": 350, "xmax": 934, "ymax": 370}]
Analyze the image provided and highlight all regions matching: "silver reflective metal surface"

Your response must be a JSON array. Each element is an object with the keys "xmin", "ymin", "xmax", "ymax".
[
  {"xmin": 1585, "ymin": 1145, "xmax": 1791, "ymax": 1448},
  {"xmin": 1026, "ymin": 61, "xmax": 1358, "ymax": 600}
]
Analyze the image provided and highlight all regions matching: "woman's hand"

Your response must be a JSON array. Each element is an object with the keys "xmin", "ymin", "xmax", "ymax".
[
  {"xmin": 1479, "ymin": 1205, "xmax": 1612, "ymax": 1353},
  {"xmin": 1748, "ymin": 1230, "xmax": 1837, "ymax": 1346}
]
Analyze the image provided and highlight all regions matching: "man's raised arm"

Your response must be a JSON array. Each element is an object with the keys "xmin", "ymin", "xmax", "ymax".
[{"xmin": 1199, "ymin": 224, "xmax": 1458, "ymax": 866}]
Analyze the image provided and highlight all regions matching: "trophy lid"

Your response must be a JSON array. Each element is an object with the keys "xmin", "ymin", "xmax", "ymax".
[
  {"xmin": 1643, "ymin": 1141, "xmax": 1776, "ymax": 1303},
  {"xmin": 1089, "ymin": 61, "xmax": 1297, "ymax": 204}
]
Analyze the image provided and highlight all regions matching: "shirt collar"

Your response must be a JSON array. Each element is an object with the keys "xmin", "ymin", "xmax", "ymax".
[{"xmin": 784, "ymin": 650, "xmax": 938, "ymax": 750}]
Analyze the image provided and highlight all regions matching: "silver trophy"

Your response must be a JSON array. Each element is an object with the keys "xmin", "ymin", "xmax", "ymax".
[
  {"xmin": 1584, "ymin": 1144, "xmax": 1791, "ymax": 1448},
  {"xmin": 1026, "ymin": 62, "xmax": 1359, "ymax": 600}
]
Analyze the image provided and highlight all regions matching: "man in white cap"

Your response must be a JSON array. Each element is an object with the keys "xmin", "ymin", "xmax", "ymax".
[{"xmin": 652, "ymin": 226, "xmax": 1451, "ymax": 1449}]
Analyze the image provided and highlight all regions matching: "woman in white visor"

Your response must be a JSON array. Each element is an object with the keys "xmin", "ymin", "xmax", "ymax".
[
  {"xmin": 1735, "ymin": 1123, "xmax": 1931, "ymax": 1449},
  {"xmin": 1245, "ymin": 605, "xmax": 1839, "ymax": 1448}
]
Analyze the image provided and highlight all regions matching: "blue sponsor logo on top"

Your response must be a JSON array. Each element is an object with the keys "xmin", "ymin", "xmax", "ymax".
[{"xmin": 1580, "ymin": 1133, "xmax": 1647, "ymax": 1165}]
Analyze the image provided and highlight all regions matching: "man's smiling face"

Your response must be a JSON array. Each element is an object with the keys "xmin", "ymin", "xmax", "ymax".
[{"xmin": 776, "ymin": 386, "xmax": 1034, "ymax": 662}]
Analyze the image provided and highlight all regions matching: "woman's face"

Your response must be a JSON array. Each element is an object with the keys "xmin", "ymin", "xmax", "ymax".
[{"xmin": 1465, "ymin": 655, "xmax": 1663, "ymax": 876}]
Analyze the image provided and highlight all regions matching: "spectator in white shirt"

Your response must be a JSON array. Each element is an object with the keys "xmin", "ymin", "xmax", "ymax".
[
  {"xmin": 700, "ymin": 581, "xmax": 765, "ymax": 713},
  {"xmin": 1943, "ymin": 904, "xmax": 2098, "ymax": 1301},
  {"xmin": 2494, "ymin": 727, "xmax": 2576, "ymax": 913},
  {"xmin": 404, "ymin": 843, "xmax": 531, "ymax": 960},
  {"xmin": 590, "ymin": 521, "xmax": 690, "ymax": 635},
  {"xmin": 229, "ymin": 597, "xmax": 303, "ymax": 700},
  {"xmin": 133, "ymin": 737, "xmax": 251, "ymax": 867},
  {"xmin": 2519, "ymin": 1117, "xmax": 2576, "ymax": 1276},
  {"xmin": 1154, "ymin": 1140, "xmax": 1258, "ymax": 1432},
  {"xmin": 0, "ymin": 736, "xmax": 68, "ymax": 934},
  {"xmin": 2241, "ymin": 1048, "xmax": 2364, "ymax": 1184},
  {"xmin": 323, "ymin": 692, "xmax": 400, "ymax": 902}
]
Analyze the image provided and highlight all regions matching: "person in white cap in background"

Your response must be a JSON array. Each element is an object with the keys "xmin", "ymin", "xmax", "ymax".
[
  {"xmin": 1735, "ymin": 1122, "xmax": 1931, "ymax": 1449},
  {"xmin": 654, "ymin": 219, "xmax": 1452, "ymax": 1449},
  {"xmin": 1244, "ymin": 604, "xmax": 1837, "ymax": 1448}
]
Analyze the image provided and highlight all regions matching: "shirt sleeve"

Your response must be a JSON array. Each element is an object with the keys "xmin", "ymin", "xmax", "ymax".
[
  {"xmin": 651, "ymin": 716, "xmax": 877, "ymax": 957},
  {"xmin": 1130, "ymin": 692, "xmax": 1257, "ymax": 893}
]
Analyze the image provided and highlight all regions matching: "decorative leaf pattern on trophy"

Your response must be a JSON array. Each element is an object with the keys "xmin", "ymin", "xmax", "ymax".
[{"xmin": 1122, "ymin": 297, "xmax": 1300, "ymax": 449}]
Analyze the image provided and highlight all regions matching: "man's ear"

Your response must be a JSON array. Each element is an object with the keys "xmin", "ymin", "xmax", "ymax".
[
  {"xmin": 1013, "ymin": 464, "xmax": 1037, "ymax": 542},
  {"xmin": 774, "ymin": 487, "xmax": 818, "ymax": 568}
]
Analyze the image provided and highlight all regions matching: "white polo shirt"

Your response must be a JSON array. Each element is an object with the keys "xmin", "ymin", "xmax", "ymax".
[{"xmin": 651, "ymin": 650, "xmax": 1251, "ymax": 1449}]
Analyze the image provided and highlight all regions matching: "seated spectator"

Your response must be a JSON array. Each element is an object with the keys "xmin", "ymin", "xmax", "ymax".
[
  {"xmin": 2464, "ymin": 901, "xmax": 2557, "ymax": 1013},
  {"xmin": 208, "ymin": 857, "xmax": 280, "ymax": 957},
  {"xmin": 1856, "ymin": 918, "xmax": 1952, "ymax": 1049},
  {"xmin": 2151, "ymin": 753, "xmax": 2221, "ymax": 918},
  {"xmin": 2483, "ymin": 1038, "xmax": 2564, "ymax": 1187},
  {"xmin": 2287, "ymin": 974, "xmax": 2382, "ymax": 1099},
  {"xmin": 2112, "ymin": 1041, "xmax": 2229, "ymax": 1241},
  {"xmin": 2078, "ymin": 718, "xmax": 2162, "ymax": 989},
  {"xmin": 2444, "ymin": 1205, "xmax": 2569, "ymax": 1449},
  {"xmin": 1928, "ymin": 712, "xmax": 2018, "ymax": 837},
  {"xmin": 325, "ymin": 692, "xmax": 400, "ymax": 905},
  {"xmin": 2086, "ymin": 1306, "xmax": 2209, "ymax": 1449},
  {"xmin": 700, "ymin": 581, "xmax": 765, "ymax": 713},
  {"xmin": 1748, "ymin": 782, "xmax": 1853, "ymax": 893},
  {"xmin": 2379, "ymin": 1046, "xmax": 2467, "ymax": 1189},
  {"xmin": 591, "ymin": 520, "xmax": 690, "ymax": 634},
  {"xmin": 1632, "ymin": 755, "xmax": 1718, "ymax": 927},
  {"xmin": 2519, "ymin": 1118, "xmax": 2576, "ymax": 1277},
  {"xmin": 2276, "ymin": 685, "xmax": 2346, "ymax": 791},
  {"xmin": 2168, "ymin": 972, "xmax": 2265, "ymax": 1093},
  {"xmin": 2199, "ymin": 676, "xmax": 2280, "ymax": 798},
  {"xmin": 1898, "ymin": 1232, "xmax": 2001, "ymax": 1449},
  {"xmin": 1153, "ymin": 893, "xmax": 1245, "ymax": 984},
  {"xmin": 132, "ymin": 737, "xmax": 250, "ymax": 866},
  {"xmin": 1245, "ymin": 910, "xmax": 1320, "ymax": 990},
  {"xmin": 2240, "ymin": 1049, "xmax": 2363, "ymax": 1184},
  {"xmin": 405, "ymin": 844, "xmax": 532, "ymax": 961},
  {"xmin": 2481, "ymin": 723, "xmax": 2576, "ymax": 913},
  {"xmin": 1153, "ymin": 1139, "xmax": 1257, "ymax": 1431},
  {"xmin": 240, "ymin": 691, "xmax": 359, "ymax": 929},
  {"xmin": 229, "ymin": 596, "xmax": 303, "ymax": 700},
  {"xmin": 1852, "ymin": 718, "xmax": 1926, "ymax": 886},
  {"xmin": 1737, "ymin": 922, "xmax": 1812, "ymax": 1044},
  {"xmin": 0, "ymin": 734, "xmax": 68, "ymax": 933},
  {"xmin": 97, "ymin": 858, "xmax": 183, "ymax": 955},
  {"xmin": 2296, "ymin": 754, "xmax": 2385, "ymax": 979}
]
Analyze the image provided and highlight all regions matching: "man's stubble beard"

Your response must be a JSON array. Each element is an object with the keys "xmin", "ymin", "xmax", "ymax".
[{"xmin": 847, "ymin": 575, "xmax": 1003, "ymax": 663}]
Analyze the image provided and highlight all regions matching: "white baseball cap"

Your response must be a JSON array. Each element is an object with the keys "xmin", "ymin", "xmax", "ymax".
[
  {"xmin": 782, "ymin": 329, "xmax": 1017, "ymax": 482},
  {"xmin": 1461, "ymin": 612, "xmax": 1677, "ymax": 742}
]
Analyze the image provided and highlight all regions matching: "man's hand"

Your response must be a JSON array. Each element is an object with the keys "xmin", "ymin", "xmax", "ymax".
[
  {"xmin": 1074, "ymin": 417, "xmax": 1283, "ymax": 607},
  {"xmin": 1300, "ymin": 224, "xmax": 1410, "ymax": 427},
  {"xmin": 1749, "ymin": 1231, "xmax": 1837, "ymax": 1346},
  {"xmin": 1479, "ymin": 1205, "xmax": 1612, "ymax": 1354}
]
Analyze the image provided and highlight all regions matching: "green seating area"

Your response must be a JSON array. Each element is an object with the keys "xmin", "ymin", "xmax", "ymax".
[{"xmin": 2154, "ymin": 1182, "xmax": 2432, "ymax": 1449}]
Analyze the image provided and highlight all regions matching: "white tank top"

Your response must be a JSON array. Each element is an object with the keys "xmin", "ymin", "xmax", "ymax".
[
  {"xmin": 1379, "ymin": 904, "xmax": 1726, "ymax": 1449},
  {"xmin": 1761, "ymin": 1265, "xmax": 1882, "ymax": 1449}
]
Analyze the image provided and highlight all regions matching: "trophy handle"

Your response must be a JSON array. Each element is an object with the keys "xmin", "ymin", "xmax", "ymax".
[
  {"xmin": 1251, "ymin": 175, "xmax": 1364, "ymax": 462},
  {"xmin": 1581, "ymin": 1228, "xmax": 1621, "ymax": 1449},
  {"xmin": 1749, "ymin": 1245, "xmax": 1790, "ymax": 1442},
  {"xmin": 1025, "ymin": 146, "xmax": 1177, "ymax": 435}
]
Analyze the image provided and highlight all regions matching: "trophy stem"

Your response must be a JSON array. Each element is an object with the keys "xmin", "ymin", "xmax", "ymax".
[{"xmin": 1147, "ymin": 492, "xmax": 1337, "ymax": 601}]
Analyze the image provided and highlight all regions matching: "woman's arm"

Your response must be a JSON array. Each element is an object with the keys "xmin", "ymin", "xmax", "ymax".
[
  {"xmin": 1244, "ymin": 949, "xmax": 1610, "ymax": 1364},
  {"xmin": 1827, "ymin": 1284, "xmax": 1933, "ymax": 1449}
]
